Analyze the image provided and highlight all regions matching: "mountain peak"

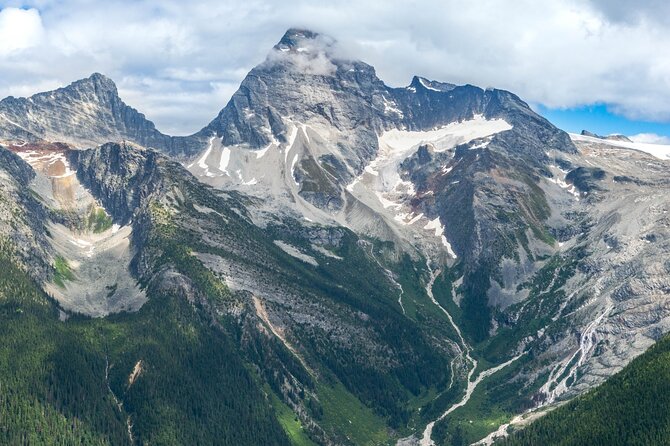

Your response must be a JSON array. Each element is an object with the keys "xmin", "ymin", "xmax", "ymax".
[
  {"xmin": 69, "ymin": 72, "xmax": 118, "ymax": 94},
  {"xmin": 275, "ymin": 28, "xmax": 323, "ymax": 50},
  {"xmin": 273, "ymin": 27, "xmax": 335, "ymax": 55},
  {"xmin": 409, "ymin": 76, "xmax": 457, "ymax": 92},
  {"xmin": 0, "ymin": 71, "xmax": 203, "ymax": 155}
]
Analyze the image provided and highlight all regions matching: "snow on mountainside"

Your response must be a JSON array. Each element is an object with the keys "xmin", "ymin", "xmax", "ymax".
[
  {"xmin": 188, "ymin": 28, "xmax": 573, "ymax": 275},
  {"xmin": 571, "ymin": 132, "xmax": 670, "ymax": 160},
  {"xmin": 185, "ymin": 28, "xmax": 670, "ymax": 446}
]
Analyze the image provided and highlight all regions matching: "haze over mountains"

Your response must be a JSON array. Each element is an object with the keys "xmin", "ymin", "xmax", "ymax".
[{"xmin": 0, "ymin": 28, "xmax": 669, "ymax": 445}]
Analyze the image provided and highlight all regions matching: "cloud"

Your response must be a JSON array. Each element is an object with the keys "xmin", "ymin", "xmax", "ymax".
[
  {"xmin": 0, "ymin": 7, "xmax": 44, "ymax": 55},
  {"xmin": 586, "ymin": 0, "xmax": 670, "ymax": 25},
  {"xmin": 0, "ymin": 1, "xmax": 668, "ymax": 135},
  {"xmin": 629, "ymin": 133, "xmax": 670, "ymax": 145},
  {"xmin": 265, "ymin": 33, "xmax": 338, "ymax": 76}
]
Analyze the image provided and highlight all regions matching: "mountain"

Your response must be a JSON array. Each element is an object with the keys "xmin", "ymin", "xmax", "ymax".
[
  {"xmin": 0, "ymin": 28, "xmax": 669, "ymax": 445},
  {"xmin": 499, "ymin": 332, "xmax": 670, "ymax": 445},
  {"xmin": 0, "ymin": 73, "xmax": 204, "ymax": 156}
]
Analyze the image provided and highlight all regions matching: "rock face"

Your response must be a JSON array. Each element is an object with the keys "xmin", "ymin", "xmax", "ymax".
[
  {"xmin": 189, "ymin": 28, "xmax": 578, "ymax": 342},
  {"xmin": 0, "ymin": 73, "xmax": 204, "ymax": 156},
  {"xmin": 70, "ymin": 142, "xmax": 170, "ymax": 225},
  {"xmin": 67, "ymin": 143, "xmax": 458, "ymax": 443}
]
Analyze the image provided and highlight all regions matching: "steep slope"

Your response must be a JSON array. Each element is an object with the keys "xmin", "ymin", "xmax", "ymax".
[
  {"xmin": 0, "ymin": 146, "xmax": 53, "ymax": 279},
  {"xmin": 69, "ymin": 142, "xmax": 463, "ymax": 444},
  {"xmin": 3, "ymin": 140, "xmax": 146, "ymax": 316},
  {"xmin": 0, "ymin": 145, "xmax": 290, "ymax": 445},
  {"xmin": 0, "ymin": 242, "xmax": 291, "ymax": 445},
  {"xmin": 188, "ymin": 28, "xmax": 576, "ymax": 343},
  {"xmin": 426, "ymin": 134, "xmax": 670, "ymax": 445},
  {"xmin": 499, "ymin": 333, "xmax": 670, "ymax": 445},
  {"xmin": 0, "ymin": 73, "xmax": 203, "ymax": 156}
]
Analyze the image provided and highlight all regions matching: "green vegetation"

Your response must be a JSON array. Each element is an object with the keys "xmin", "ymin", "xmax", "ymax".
[
  {"xmin": 431, "ymin": 355, "xmax": 532, "ymax": 445},
  {"xmin": 317, "ymin": 382, "xmax": 391, "ymax": 445},
  {"xmin": 0, "ymin": 240, "xmax": 290, "ymax": 445},
  {"xmin": 87, "ymin": 206, "xmax": 113, "ymax": 233},
  {"xmin": 501, "ymin": 334, "xmax": 670, "ymax": 446},
  {"xmin": 270, "ymin": 392, "xmax": 317, "ymax": 446},
  {"xmin": 460, "ymin": 263, "xmax": 494, "ymax": 343},
  {"xmin": 0, "ymin": 152, "xmax": 471, "ymax": 445},
  {"xmin": 53, "ymin": 255, "xmax": 75, "ymax": 287},
  {"xmin": 188, "ymin": 206, "xmax": 455, "ymax": 431}
]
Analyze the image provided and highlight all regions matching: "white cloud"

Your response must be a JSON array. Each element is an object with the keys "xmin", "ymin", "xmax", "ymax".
[
  {"xmin": 0, "ymin": 7, "xmax": 44, "ymax": 55},
  {"xmin": 0, "ymin": 1, "xmax": 668, "ymax": 135},
  {"xmin": 629, "ymin": 133, "xmax": 670, "ymax": 145},
  {"xmin": 265, "ymin": 33, "xmax": 338, "ymax": 76}
]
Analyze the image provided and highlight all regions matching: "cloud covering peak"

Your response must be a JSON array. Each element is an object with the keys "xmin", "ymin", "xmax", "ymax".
[
  {"xmin": 266, "ymin": 28, "xmax": 338, "ymax": 76},
  {"xmin": 0, "ymin": 1, "xmax": 668, "ymax": 136}
]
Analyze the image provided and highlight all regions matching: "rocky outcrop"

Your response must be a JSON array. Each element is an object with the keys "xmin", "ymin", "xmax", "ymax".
[
  {"xmin": 0, "ymin": 146, "xmax": 52, "ymax": 280},
  {"xmin": 69, "ymin": 142, "xmax": 171, "ymax": 225},
  {"xmin": 580, "ymin": 129, "xmax": 633, "ymax": 143}
]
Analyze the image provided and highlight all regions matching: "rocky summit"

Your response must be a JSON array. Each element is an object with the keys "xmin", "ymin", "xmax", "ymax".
[{"xmin": 0, "ymin": 28, "xmax": 669, "ymax": 446}]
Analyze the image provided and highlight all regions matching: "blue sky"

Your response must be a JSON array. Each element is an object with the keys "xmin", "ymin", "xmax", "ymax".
[
  {"xmin": 538, "ymin": 105, "xmax": 670, "ymax": 140},
  {"xmin": 0, "ymin": 0, "xmax": 669, "ymax": 139}
]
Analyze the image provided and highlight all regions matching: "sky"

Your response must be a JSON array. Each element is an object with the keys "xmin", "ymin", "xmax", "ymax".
[{"xmin": 0, "ymin": 0, "xmax": 669, "ymax": 141}]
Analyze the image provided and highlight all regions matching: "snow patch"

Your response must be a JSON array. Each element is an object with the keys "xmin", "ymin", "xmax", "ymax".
[
  {"xmin": 547, "ymin": 165, "xmax": 580, "ymax": 200},
  {"xmin": 284, "ymin": 125, "xmax": 299, "ymax": 163},
  {"xmin": 219, "ymin": 146, "xmax": 231, "ymax": 174},
  {"xmin": 255, "ymin": 143, "xmax": 272, "ymax": 159},
  {"xmin": 424, "ymin": 218, "xmax": 457, "ymax": 258},
  {"xmin": 342, "ymin": 116, "xmax": 510, "ymax": 254},
  {"xmin": 196, "ymin": 137, "xmax": 216, "ymax": 175},
  {"xmin": 382, "ymin": 96, "xmax": 404, "ymax": 117},
  {"xmin": 418, "ymin": 77, "xmax": 441, "ymax": 92},
  {"xmin": 379, "ymin": 115, "xmax": 511, "ymax": 154},
  {"xmin": 290, "ymin": 154, "xmax": 300, "ymax": 186}
]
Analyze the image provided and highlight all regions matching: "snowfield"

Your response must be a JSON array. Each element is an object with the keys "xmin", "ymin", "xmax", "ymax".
[
  {"xmin": 379, "ymin": 114, "xmax": 512, "ymax": 153},
  {"xmin": 570, "ymin": 133, "xmax": 670, "ymax": 160}
]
